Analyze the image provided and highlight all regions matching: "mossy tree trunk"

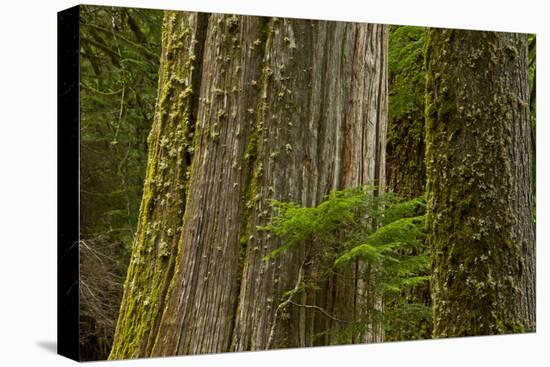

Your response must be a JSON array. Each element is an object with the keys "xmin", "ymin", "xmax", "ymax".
[
  {"xmin": 110, "ymin": 11, "xmax": 387, "ymax": 359},
  {"xmin": 425, "ymin": 29, "xmax": 535, "ymax": 337},
  {"xmin": 109, "ymin": 11, "xmax": 209, "ymax": 358}
]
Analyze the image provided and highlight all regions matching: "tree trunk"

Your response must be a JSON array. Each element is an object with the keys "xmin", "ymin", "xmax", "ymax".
[
  {"xmin": 231, "ymin": 19, "xmax": 387, "ymax": 350},
  {"xmin": 109, "ymin": 11, "xmax": 209, "ymax": 358},
  {"xmin": 110, "ymin": 11, "xmax": 387, "ymax": 358},
  {"xmin": 425, "ymin": 29, "xmax": 535, "ymax": 337}
]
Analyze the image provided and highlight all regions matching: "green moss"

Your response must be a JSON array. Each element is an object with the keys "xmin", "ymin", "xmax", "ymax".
[
  {"xmin": 425, "ymin": 29, "xmax": 534, "ymax": 338},
  {"xmin": 386, "ymin": 26, "xmax": 427, "ymax": 198},
  {"xmin": 109, "ymin": 10, "xmax": 204, "ymax": 360},
  {"xmin": 388, "ymin": 26, "xmax": 425, "ymax": 126}
]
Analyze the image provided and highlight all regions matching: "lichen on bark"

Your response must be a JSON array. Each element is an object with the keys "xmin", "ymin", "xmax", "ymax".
[
  {"xmin": 110, "ymin": 12, "xmax": 388, "ymax": 358},
  {"xmin": 109, "ymin": 11, "xmax": 208, "ymax": 359},
  {"xmin": 232, "ymin": 20, "xmax": 388, "ymax": 349},
  {"xmin": 425, "ymin": 29, "xmax": 535, "ymax": 337}
]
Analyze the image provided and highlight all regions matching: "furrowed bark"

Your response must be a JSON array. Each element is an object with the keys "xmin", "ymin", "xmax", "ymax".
[
  {"xmin": 150, "ymin": 14, "xmax": 267, "ymax": 356},
  {"xmin": 231, "ymin": 20, "xmax": 387, "ymax": 350},
  {"xmin": 111, "ymin": 12, "xmax": 388, "ymax": 358},
  {"xmin": 109, "ymin": 11, "xmax": 208, "ymax": 359},
  {"xmin": 425, "ymin": 29, "xmax": 535, "ymax": 337}
]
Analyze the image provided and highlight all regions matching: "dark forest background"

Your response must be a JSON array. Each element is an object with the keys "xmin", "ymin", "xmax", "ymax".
[{"xmin": 79, "ymin": 6, "xmax": 163, "ymax": 359}]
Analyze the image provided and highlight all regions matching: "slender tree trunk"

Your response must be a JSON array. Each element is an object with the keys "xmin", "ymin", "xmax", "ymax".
[
  {"xmin": 425, "ymin": 29, "xmax": 535, "ymax": 337},
  {"xmin": 111, "ymin": 11, "xmax": 387, "ymax": 358}
]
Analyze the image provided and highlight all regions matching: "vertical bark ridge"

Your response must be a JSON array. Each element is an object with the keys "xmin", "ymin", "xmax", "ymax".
[
  {"xmin": 111, "ymin": 13, "xmax": 388, "ymax": 358},
  {"xmin": 149, "ymin": 14, "xmax": 267, "ymax": 356},
  {"xmin": 232, "ymin": 20, "xmax": 388, "ymax": 350},
  {"xmin": 109, "ymin": 11, "xmax": 208, "ymax": 359}
]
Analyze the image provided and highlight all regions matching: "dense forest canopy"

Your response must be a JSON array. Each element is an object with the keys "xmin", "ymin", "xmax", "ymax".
[{"xmin": 77, "ymin": 5, "xmax": 536, "ymax": 361}]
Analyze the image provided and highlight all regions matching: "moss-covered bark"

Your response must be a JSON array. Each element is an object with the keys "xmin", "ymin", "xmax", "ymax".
[
  {"xmin": 109, "ymin": 11, "xmax": 208, "ymax": 359},
  {"xmin": 150, "ymin": 14, "xmax": 268, "ymax": 356},
  {"xmin": 110, "ymin": 12, "xmax": 387, "ymax": 358},
  {"xmin": 425, "ymin": 29, "xmax": 535, "ymax": 337}
]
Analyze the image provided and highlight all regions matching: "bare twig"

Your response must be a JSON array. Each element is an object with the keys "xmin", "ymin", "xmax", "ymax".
[
  {"xmin": 288, "ymin": 300, "xmax": 347, "ymax": 324},
  {"xmin": 267, "ymin": 260, "xmax": 305, "ymax": 349}
]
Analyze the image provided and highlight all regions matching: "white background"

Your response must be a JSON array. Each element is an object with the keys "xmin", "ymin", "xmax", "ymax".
[{"xmin": 0, "ymin": 0, "xmax": 547, "ymax": 365}]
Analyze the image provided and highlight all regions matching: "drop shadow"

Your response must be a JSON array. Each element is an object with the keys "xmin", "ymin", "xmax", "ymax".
[{"xmin": 36, "ymin": 340, "xmax": 57, "ymax": 354}]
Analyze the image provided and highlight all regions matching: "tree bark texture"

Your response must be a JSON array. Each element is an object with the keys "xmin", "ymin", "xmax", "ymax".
[
  {"xmin": 425, "ymin": 29, "xmax": 535, "ymax": 337},
  {"xmin": 110, "ymin": 11, "xmax": 387, "ymax": 358},
  {"xmin": 109, "ymin": 12, "xmax": 209, "ymax": 358}
]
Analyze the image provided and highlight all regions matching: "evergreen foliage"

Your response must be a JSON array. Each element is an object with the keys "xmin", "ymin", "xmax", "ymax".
[
  {"xmin": 388, "ymin": 26, "xmax": 425, "ymax": 125},
  {"xmin": 264, "ymin": 187, "xmax": 431, "ymax": 341},
  {"xmin": 80, "ymin": 5, "xmax": 162, "ymax": 247},
  {"xmin": 386, "ymin": 26, "xmax": 426, "ymax": 197}
]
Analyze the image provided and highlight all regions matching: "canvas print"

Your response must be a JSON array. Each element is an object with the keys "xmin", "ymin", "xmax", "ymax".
[{"xmin": 57, "ymin": 4, "xmax": 536, "ymax": 361}]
